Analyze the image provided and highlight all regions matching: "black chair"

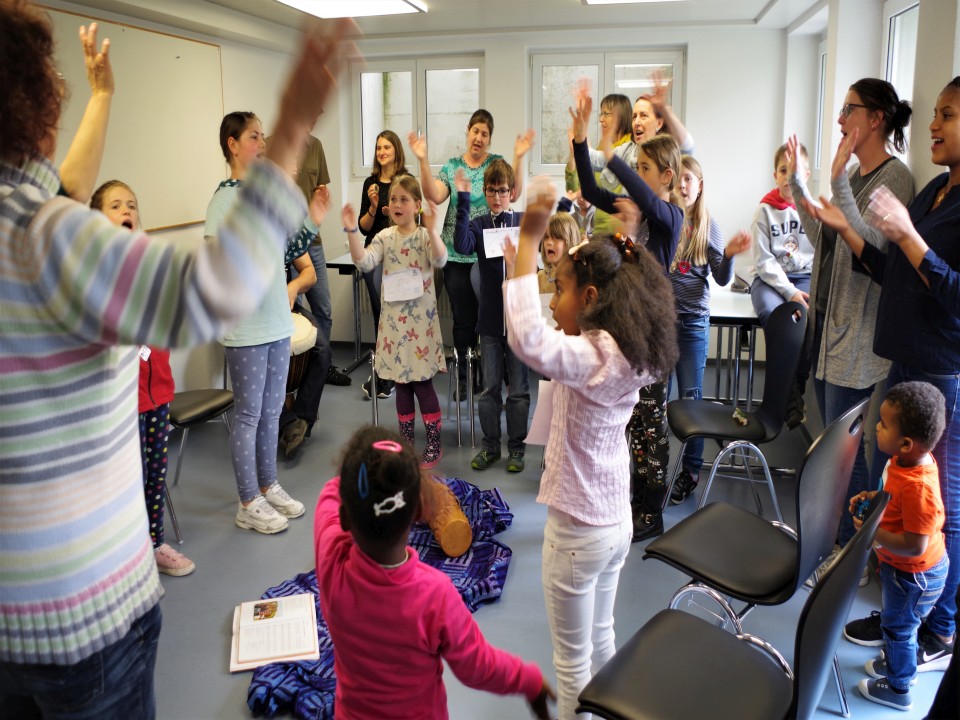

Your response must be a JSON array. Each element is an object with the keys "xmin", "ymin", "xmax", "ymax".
[
  {"xmin": 643, "ymin": 396, "xmax": 870, "ymax": 716},
  {"xmin": 165, "ymin": 388, "xmax": 234, "ymax": 543},
  {"xmin": 576, "ymin": 491, "xmax": 889, "ymax": 720},
  {"xmin": 664, "ymin": 301, "xmax": 807, "ymax": 521}
]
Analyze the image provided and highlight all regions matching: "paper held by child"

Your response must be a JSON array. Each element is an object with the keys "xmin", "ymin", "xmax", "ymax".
[{"xmin": 229, "ymin": 592, "xmax": 320, "ymax": 672}]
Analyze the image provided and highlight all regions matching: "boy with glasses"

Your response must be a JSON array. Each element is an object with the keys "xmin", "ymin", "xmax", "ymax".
[{"xmin": 453, "ymin": 160, "xmax": 531, "ymax": 472}]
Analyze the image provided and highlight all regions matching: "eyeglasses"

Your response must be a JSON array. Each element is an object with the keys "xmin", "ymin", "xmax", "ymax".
[
  {"xmin": 484, "ymin": 187, "xmax": 511, "ymax": 197},
  {"xmin": 598, "ymin": 111, "xmax": 613, "ymax": 119},
  {"xmin": 839, "ymin": 103, "xmax": 868, "ymax": 118}
]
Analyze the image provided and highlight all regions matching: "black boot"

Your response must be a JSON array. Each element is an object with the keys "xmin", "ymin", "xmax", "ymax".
[{"xmin": 632, "ymin": 483, "xmax": 667, "ymax": 543}]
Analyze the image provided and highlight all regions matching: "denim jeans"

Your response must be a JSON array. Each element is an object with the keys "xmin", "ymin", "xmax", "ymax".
[
  {"xmin": 880, "ymin": 556, "xmax": 949, "ymax": 691},
  {"xmin": 669, "ymin": 314, "xmax": 709, "ymax": 474},
  {"xmin": 872, "ymin": 363, "xmax": 960, "ymax": 639},
  {"xmin": 749, "ymin": 273, "xmax": 811, "ymax": 327},
  {"xmin": 302, "ymin": 243, "xmax": 332, "ymax": 343},
  {"xmin": 542, "ymin": 508, "xmax": 632, "ymax": 720},
  {"xmin": 0, "ymin": 603, "xmax": 161, "ymax": 719},
  {"xmin": 478, "ymin": 334, "xmax": 530, "ymax": 454}
]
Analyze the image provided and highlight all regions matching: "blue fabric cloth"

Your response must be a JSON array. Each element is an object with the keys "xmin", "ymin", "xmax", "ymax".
[{"xmin": 247, "ymin": 478, "xmax": 515, "ymax": 719}]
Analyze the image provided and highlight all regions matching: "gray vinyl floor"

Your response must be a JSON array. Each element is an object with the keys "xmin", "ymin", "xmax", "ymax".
[{"xmin": 154, "ymin": 345, "xmax": 943, "ymax": 719}]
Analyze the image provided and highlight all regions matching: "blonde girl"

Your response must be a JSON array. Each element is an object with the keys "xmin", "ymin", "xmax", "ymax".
[
  {"xmin": 539, "ymin": 212, "xmax": 581, "ymax": 294},
  {"xmin": 343, "ymin": 175, "xmax": 448, "ymax": 467},
  {"xmin": 503, "ymin": 179, "xmax": 677, "ymax": 720}
]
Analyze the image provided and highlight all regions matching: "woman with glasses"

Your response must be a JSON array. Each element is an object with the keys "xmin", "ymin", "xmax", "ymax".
[
  {"xmin": 409, "ymin": 113, "xmax": 534, "ymax": 399},
  {"xmin": 787, "ymin": 78, "xmax": 914, "ymax": 570}
]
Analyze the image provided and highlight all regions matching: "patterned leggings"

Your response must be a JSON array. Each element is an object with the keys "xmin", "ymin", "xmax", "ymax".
[
  {"xmin": 395, "ymin": 378, "xmax": 441, "ymax": 418},
  {"xmin": 629, "ymin": 379, "xmax": 669, "ymax": 511},
  {"xmin": 139, "ymin": 403, "xmax": 171, "ymax": 548}
]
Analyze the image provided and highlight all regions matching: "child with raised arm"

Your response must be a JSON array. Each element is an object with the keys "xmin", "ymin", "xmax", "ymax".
[
  {"xmin": 538, "ymin": 212, "xmax": 581, "ymax": 294},
  {"xmin": 343, "ymin": 175, "xmax": 447, "ymax": 467},
  {"xmin": 502, "ymin": 179, "xmax": 678, "ymax": 719},
  {"xmin": 850, "ymin": 381, "xmax": 948, "ymax": 712},
  {"xmin": 313, "ymin": 425, "xmax": 554, "ymax": 719},
  {"xmin": 453, "ymin": 160, "xmax": 529, "ymax": 472}
]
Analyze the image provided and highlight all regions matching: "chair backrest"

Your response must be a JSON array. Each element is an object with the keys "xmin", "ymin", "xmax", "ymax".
[
  {"xmin": 755, "ymin": 301, "xmax": 807, "ymax": 438},
  {"xmin": 794, "ymin": 396, "xmax": 870, "ymax": 588},
  {"xmin": 789, "ymin": 491, "xmax": 889, "ymax": 720}
]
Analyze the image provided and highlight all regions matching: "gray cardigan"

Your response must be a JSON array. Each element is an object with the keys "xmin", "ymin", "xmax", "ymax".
[{"xmin": 790, "ymin": 157, "xmax": 914, "ymax": 389}]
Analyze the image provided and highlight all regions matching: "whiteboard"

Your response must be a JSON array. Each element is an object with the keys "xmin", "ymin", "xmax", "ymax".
[{"xmin": 48, "ymin": 7, "xmax": 225, "ymax": 230}]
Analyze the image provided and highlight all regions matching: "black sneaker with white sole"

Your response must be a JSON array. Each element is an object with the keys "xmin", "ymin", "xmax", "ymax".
[
  {"xmin": 669, "ymin": 469, "xmax": 699, "ymax": 505},
  {"xmin": 326, "ymin": 365, "xmax": 352, "ymax": 386},
  {"xmin": 917, "ymin": 625, "xmax": 954, "ymax": 672},
  {"xmin": 844, "ymin": 611, "xmax": 884, "ymax": 647},
  {"xmin": 376, "ymin": 378, "xmax": 394, "ymax": 399}
]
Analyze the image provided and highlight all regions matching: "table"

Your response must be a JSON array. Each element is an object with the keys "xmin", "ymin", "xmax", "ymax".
[
  {"xmin": 707, "ymin": 278, "xmax": 759, "ymax": 411},
  {"xmin": 326, "ymin": 252, "xmax": 372, "ymax": 373}
]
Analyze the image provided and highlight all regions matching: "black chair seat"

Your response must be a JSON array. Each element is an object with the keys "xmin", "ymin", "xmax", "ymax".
[
  {"xmin": 644, "ymin": 502, "xmax": 797, "ymax": 603},
  {"xmin": 667, "ymin": 399, "xmax": 774, "ymax": 444},
  {"xmin": 576, "ymin": 609, "xmax": 794, "ymax": 720},
  {"xmin": 169, "ymin": 389, "xmax": 234, "ymax": 428}
]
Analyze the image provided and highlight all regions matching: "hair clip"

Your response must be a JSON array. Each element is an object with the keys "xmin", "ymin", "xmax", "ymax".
[
  {"xmin": 373, "ymin": 491, "xmax": 406, "ymax": 517},
  {"xmin": 613, "ymin": 233, "xmax": 638, "ymax": 263},
  {"xmin": 357, "ymin": 463, "xmax": 369, "ymax": 500},
  {"xmin": 568, "ymin": 239, "xmax": 590, "ymax": 266},
  {"xmin": 372, "ymin": 440, "xmax": 403, "ymax": 453}
]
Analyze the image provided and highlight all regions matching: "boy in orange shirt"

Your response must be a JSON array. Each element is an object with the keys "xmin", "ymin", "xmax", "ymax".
[{"xmin": 851, "ymin": 381, "xmax": 948, "ymax": 711}]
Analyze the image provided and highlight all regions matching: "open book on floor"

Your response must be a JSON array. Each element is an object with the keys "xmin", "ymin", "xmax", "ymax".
[{"xmin": 229, "ymin": 592, "xmax": 320, "ymax": 672}]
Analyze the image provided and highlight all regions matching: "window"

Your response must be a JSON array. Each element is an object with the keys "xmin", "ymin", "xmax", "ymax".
[
  {"xmin": 815, "ymin": 42, "xmax": 827, "ymax": 171},
  {"xmin": 884, "ymin": 2, "xmax": 918, "ymax": 103},
  {"xmin": 351, "ymin": 56, "xmax": 483, "ymax": 176},
  {"xmin": 530, "ymin": 49, "xmax": 685, "ymax": 175}
]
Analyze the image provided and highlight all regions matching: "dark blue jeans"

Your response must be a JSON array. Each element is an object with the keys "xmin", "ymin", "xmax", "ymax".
[
  {"xmin": 881, "ymin": 556, "xmax": 949, "ymax": 691},
  {"xmin": 302, "ymin": 243, "xmax": 332, "ymax": 343},
  {"xmin": 478, "ymin": 334, "xmax": 530, "ymax": 454},
  {"xmin": 872, "ymin": 363, "xmax": 960, "ymax": 640},
  {"xmin": 0, "ymin": 603, "xmax": 161, "ymax": 719},
  {"xmin": 669, "ymin": 314, "xmax": 709, "ymax": 474}
]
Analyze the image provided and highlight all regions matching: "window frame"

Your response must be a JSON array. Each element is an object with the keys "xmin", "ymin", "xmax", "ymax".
[
  {"xmin": 349, "ymin": 55, "xmax": 485, "ymax": 179},
  {"xmin": 529, "ymin": 48, "xmax": 686, "ymax": 176}
]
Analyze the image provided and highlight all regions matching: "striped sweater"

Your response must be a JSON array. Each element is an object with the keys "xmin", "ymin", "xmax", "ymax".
[{"xmin": 0, "ymin": 156, "xmax": 306, "ymax": 665}]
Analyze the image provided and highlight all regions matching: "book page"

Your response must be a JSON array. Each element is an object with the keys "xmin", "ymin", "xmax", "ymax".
[{"xmin": 236, "ymin": 594, "xmax": 317, "ymax": 664}]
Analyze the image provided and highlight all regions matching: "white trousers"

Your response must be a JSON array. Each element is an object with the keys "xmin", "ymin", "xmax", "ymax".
[{"xmin": 542, "ymin": 507, "xmax": 632, "ymax": 720}]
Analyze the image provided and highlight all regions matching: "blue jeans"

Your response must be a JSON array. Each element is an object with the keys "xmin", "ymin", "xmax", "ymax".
[
  {"xmin": 302, "ymin": 243, "xmax": 332, "ymax": 343},
  {"xmin": 669, "ymin": 314, "xmax": 709, "ymax": 474},
  {"xmin": 872, "ymin": 363, "xmax": 960, "ymax": 639},
  {"xmin": 478, "ymin": 334, "xmax": 530, "ymax": 453},
  {"xmin": 749, "ymin": 274, "xmax": 811, "ymax": 327},
  {"xmin": 0, "ymin": 603, "xmax": 161, "ymax": 719},
  {"xmin": 880, "ymin": 556, "xmax": 949, "ymax": 691}
]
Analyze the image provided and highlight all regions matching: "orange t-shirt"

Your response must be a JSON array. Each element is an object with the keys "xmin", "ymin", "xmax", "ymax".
[{"xmin": 877, "ymin": 457, "xmax": 946, "ymax": 573}]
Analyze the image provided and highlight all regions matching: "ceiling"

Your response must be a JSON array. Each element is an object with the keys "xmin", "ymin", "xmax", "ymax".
[{"xmin": 56, "ymin": 0, "xmax": 828, "ymax": 51}]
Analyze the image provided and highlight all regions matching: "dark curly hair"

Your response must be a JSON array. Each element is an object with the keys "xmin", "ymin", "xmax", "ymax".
[
  {"xmin": 885, "ymin": 381, "xmax": 946, "ymax": 451},
  {"xmin": 338, "ymin": 425, "xmax": 422, "ymax": 547},
  {"xmin": 218, "ymin": 111, "xmax": 259, "ymax": 164},
  {"xmin": 849, "ymin": 78, "xmax": 912, "ymax": 153},
  {"xmin": 0, "ymin": 0, "xmax": 63, "ymax": 167},
  {"xmin": 563, "ymin": 235, "xmax": 678, "ymax": 378}
]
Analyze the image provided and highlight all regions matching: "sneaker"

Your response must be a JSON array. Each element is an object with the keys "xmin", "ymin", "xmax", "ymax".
[
  {"xmin": 917, "ymin": 626, "xmax": 954, "ymax": 672},
  {"xmin": 262, "ymin": 482, "xmax": 305, "ymax": 518},
  {"xmin": 281, "ymin": 418, "xmax": 308, "ymax": 459},
  {"xmin": 632, "ymin": 511, "xmax": 664, "ymax": 543},
  {"xmin": 804, "ymin": 544, "xmax": 840, "ymax": 589},
  {"xmin": 326, "ymin": 365, "xmax": 352, "ymax": 386},
  {"xmin": 154, "ymin": 543, "xmax": 196, "ymax": 577},
  {"xmin": 844, "ymin": 611, "xmax": 884, "ymax": 647},
  {"xmin": 669, "ymin": 469, "xmax": 699, "ymax": 505},
  {"xmin": 857, "ymin": 677, "xmax": 912, "ymax": 711},
  {"xmin": 236, "ymin": 496, "xmax": 288, "ymax": 534},
  {"xmin": 864, "ymin": 658, "xmax": 918, "ymax": 685},
  {"xmin": 506, "ymin": 450, "xmax": 525, "ymax": 473},
  {"xmin": 362, "ymin": 376, "xmax": 373, "ymax": 400},
  {"xmin": 455, "ymin": 379, "xmax": 469, "ymax": 402},
  {"xmin": 376, "ymin": 378, "xmax": 394, "ymax": 399},
  {"xmin": 471, "ymin": 449, "xmax": 501, "ymax": 471}
]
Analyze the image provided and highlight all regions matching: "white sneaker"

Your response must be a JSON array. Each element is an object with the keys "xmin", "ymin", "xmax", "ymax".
[
  {"xmin": 236, "ymin": 496, "xmax": 288, "ymax": 534},
  {"xmin": 262, "ymin": 482, "xmax": 305, "ymax": 518}
]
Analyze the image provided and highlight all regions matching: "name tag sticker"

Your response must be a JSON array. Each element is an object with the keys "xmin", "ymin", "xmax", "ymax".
[{"xmin": 382, "ymin": 268, "xmax": 424, "ymax": 302}]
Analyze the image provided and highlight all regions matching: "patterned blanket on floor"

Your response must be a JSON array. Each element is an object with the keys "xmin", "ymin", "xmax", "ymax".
[{"xmin": 246, "ymin": 477, "xmax": 514, "ymax": 719}]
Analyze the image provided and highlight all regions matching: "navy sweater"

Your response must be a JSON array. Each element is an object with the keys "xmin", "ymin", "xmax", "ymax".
[
  {"xmin": 859, "ymin": 173, "xmax": 960, "ymax": 374},
  {"xmin": 453, "ymin": 190, "xmax": 523, "ymax": 337}
]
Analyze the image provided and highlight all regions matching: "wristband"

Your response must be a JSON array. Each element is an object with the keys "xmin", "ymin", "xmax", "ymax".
[{"xmin": 343, "ymin": 226, "xmax": 359, "ymax": 233}]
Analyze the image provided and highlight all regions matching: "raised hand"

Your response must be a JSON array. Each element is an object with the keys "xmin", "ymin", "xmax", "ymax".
[
  {"xmin": 421, "ymin": 198, "xmax": 439, "ymax": 234},
  {"xmin": 648, "ymin": 68, "xmax": 671, "ymax": 111},
  {"xmin": 502, "ymin": 236, "xmax": 518, "ymax": 279},
  {"xmin": 831, "ymin": 128, "xmax": 857, "ymax": 181},
  {"xmin": 568, "ymin": 78, "xmax": 593, "ymax": 143},
  {"xmin": 79, "ymin": 23, "xmax": 113, "ymax": 96},
  {"xmin": 308, "ymin": 185, "xmax": 331, "ymax": 225},
  {"xmin": 724, "ymin": 229, "xmax": 752, "ymax": 258},
  {"xmin": 341, "ymin": 203, "xmax": 359, "ymax": 230},
  {"xmin": 784, "ymin": 134, "xmax": 808, "ymax": 179},
  {"xmin": 514, "ymin": 129, "xmax": 536, "ymax": 159},
  {"xmin": 613, "ymin": 197, "xmax": 641, "ymax": 239},
  {"xmin": 366, "ymin": 182, "xmax": 379, "ymax": 206},
  {"xmin": 453, "ymin": 167, "xmax": 470, "ymax": 194},
  {"xmin": 407, "ymin": 131, "xmax": 429, "ymax": 161},
  {"xmin": 801, "ymin": 196, "xmax": 849, "ymax": 234}
]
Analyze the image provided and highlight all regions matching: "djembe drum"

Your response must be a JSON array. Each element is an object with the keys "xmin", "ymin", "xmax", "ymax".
[
  {"xmin": 420, "ymin": 475, "xmax": 472, "ymax": 557},
  {"xmin": 287, "ymin": 311, "xmax": 317, "ymax": 397}
]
